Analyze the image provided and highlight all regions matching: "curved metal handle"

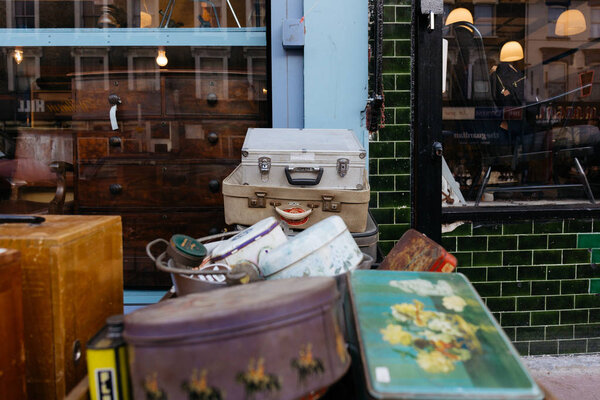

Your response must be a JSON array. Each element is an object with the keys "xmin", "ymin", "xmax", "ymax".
[
  {"xmin": 274, "ymin": 206, "xmax": 312, "ymax": 220},
  {"xmin": 284, "ymin": 167, "xmax": 323, "ymax": 186},
  {"xmin": 109, "ymin": 183, "xmax": 122, "ymax": 194}
]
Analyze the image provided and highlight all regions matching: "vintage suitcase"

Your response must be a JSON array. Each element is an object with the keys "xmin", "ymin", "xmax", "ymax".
[
  {"xmin": 347, "ymin": 270, "xmax": 543, "ymax": 400},
  {"xmin": 0, "ymin": 248, "xmax": 27, "ymax": 400},
  {"xmin": 380, "ymin": 228, "xmax": 457, "ymax": 272},
  {"xmin": 124, "ymin": 277, "xmax": 350, "ymax": 400},
  {"xmin": 0, "ymin": 215, "xmax": 124, "ymax": 400},
  {"xmin": 241, "ymin": 128, "xmax": 367, "ymax": 190},
  {"xmin": 223, "ymin": 165, "xmax": 370, "ymax": 232}
]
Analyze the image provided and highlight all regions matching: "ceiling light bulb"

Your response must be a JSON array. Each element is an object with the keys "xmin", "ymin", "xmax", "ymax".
[
  {"xmin": 500, "ymin": 41, "xmax": 524, "ymax": 62},
  {"xmin": 156, "ymin": 49, "xmax": 168, "ymax": 67},
  {"xmin": 555, "ymin": 9, "xmax": 587, "ymax": 36},
  {"xmin": 445, "ymin": 8, "xmax": 474, "ymax": 26},
  {"xmin": 13, "ymin": 48, "xmax": 23, "ymax": 65}
]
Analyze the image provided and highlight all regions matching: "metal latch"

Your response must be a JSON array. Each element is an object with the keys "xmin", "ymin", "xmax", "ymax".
[
  {"xmin": 258, "ymin": 157, "xmax": 271, "ymax": 182},
  {"xmin": 322, "ymin": 195, "xmax": 341, "ymax": 212},
  {"xmin": 337, "ymin": 158, "xmax": 349, "ymax": 177},
  {"xmin": 248, "ymin": 192, "xmax": 267, "ymax": 208}
]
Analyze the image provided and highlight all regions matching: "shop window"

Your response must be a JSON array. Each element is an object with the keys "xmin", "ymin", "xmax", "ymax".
[
  {"xmin": 545, "ymin": 62, "xmax": 567, "ymax": 98},
  {"xmin": 592, "ymin": 7, "xmax": 600, "ymax": 38},
  {"xmin": 547, "ymin": 6, "xmax": 566, "ymax": 37},
  {"xmin": 474, "ymin": 4, "xmax": 494, "ymax": 37},
  {"xmin": 14, "ymin": 1, "xmax": 35, "ymax": 29}
]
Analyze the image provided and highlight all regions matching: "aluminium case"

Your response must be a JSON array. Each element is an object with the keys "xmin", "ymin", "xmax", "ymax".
[
  {"xmin": 240, "ymin": 128, "xmax": 367, "ymax": 190},
  {"xmin": 348, "ymin": 270, "xmax": 544, "ymax": 400}
]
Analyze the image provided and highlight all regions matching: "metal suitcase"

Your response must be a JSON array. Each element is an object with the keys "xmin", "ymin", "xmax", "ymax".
[
  {"xmin": 240, "ymin": 128, "xmax": 367, "ymax": 190},
  {"xmin": 347, "ymin": 270, "xmax": 544, "ymax": 400},
  {"xmin": 223, "ymin": 165, "xmax": 370, "ymax": 232}
]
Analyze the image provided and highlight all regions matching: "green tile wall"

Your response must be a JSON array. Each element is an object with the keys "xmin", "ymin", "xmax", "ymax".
[
  {"xmin": 369, "ymin": 1, "xmax": 412, "ymax": 255},
  {"xmin": 444, "ymin": 219, "xmax": 600, "ymax": 356}
]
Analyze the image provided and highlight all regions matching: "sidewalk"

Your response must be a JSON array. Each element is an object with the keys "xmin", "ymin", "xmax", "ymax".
[{"xmin": 522, "ymin": 354, "xmax": 600, "ymax": 400}]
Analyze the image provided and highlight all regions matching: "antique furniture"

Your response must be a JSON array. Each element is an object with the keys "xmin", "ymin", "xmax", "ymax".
[{"xmin": 0, "ymin": 215, "xmax": 123, "ymax": 400}]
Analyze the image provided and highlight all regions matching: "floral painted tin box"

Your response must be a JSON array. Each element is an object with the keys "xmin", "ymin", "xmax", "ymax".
[
  {"xmin": 123, "ymin": 277, "xmax": 350, "ymax": 400},
  {"xmin": 348, "ymin": 270, "xmax": 543, "ymax": 400}
]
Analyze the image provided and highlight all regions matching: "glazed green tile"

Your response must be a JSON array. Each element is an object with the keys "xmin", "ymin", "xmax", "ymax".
[
  {"xmin": 565, "ymin": 219, "xmax": 593, "ymax": 233},
  {"xmin": 591, "ymin": 279, "xmax": 600, "ymax": 294},
  {"xmin": 501, "ymin": 312, "xmax": 530, "ymax": 327},
  {"xmin": 574, "ymin": 323, "xmax": 600, "ymax": 339},
  {"xmin": 590, "ymin": 309, "xmax": 600, "ymax": 322},
  {"xmin": 486, "ymin": 297, "xmax": 515, "ymax": 312},
  {"xmin": 369, "ymin": 175, "xmax": 395, "ymax": 192},
  {"xmin": 593, "ymin": 249, "xmax": 600, "ymax": 263},
  {"xmin": 560, "ymin": 310, "xmax": 589, "ymax": 324},
  {"xmin": 378, "ymin": 125, "xmax": 410, "ymax": 141},
  {"xmin": 546, "ymin": 325, "xmax": 574, "ymax": 340},
  {"xmin": 383, "ymin": 109, "xmax": 395, "ymax": 125},
  {"xmin": 546, "ymin": 295, "xmax": 574, "ymax": 310},
  {"xmin": 516, "ymin": 327, "xmax": 545, "ymax": 342},
  {"xmin": 457, "ymin": 236, "xmax": 487, "ymax": 252},
  {"xmin": 534, "ymin": 220, "xmax": 564, "ymax": 234},
  {"xmin": 531, "ymin": 311, "xmax": 559, "ymax": 325},
  {"xmin": 395, "ymin": 5, "xmax": 411, "ymax": 22},
  {"xmin": 369, "ymin": 141, "xmax": 395, "ymax": 158},
  {"xmin": 531, "ymin": 280, "xmax": 560, "ymax": 295},
  {"xmin": 383, "ymin": 5, "xmax": 396, "ymax": 22},
  {"xmin": 369, "ymin": 192, "xmax": 378, "ymax": 208},
  {"xmin": 577, "ymin": 233, "xmax": 600, "ymax": 249},
  {"xmin": 394, "ymin": 141, "xmax": 410, "ymax": 158},
  {"xmin": 561, "ymin": 280, "xmax": 589, "ymax": 295},
  {"xmin": 396, "ymin": 107, "xmax": 410, "ymax": 122},
  {"xmin": 385, "ymin": 91, "xmax": 411, "ymax": 107},
  {"xmin": 395, "ymin": 73, "xmax": 410, "ymax": 90},
  {"xmin": 472, "ymin": 223, "xmax": 502, "ymax": 236},
  {"xmin": 453, "ymin": 252, "xmax": 472, "ymax": 267},
  {"xmin": 533, "ymin": 250, "xmax": 562, "ymax": 265},
  {"xmin": 595, "ymin": 219, "xmax": 600, "ymax": 232},
  {"xmin": 395, "ymin": 41, "xmax": 411, "ymax": 58},
  {"xmin": 512, "ymin": 342, "xmax": 530, "ymax": 356},
  {"xmin": 441, "ymin": 236, "xmax": 457, "ymax": 252},
  {"xmin": 382, "ymin": 74, "xmax": 395, "ymax": 91},
  {"xmin": 548, "ymin": 234, "xmax": 577, "ymax": 249},
  {"xmin": 577, "ymin": 264, "xmax": 600, "ymax": 279},
  {"xmin": 369, "ymin": 158, "xmax": 378, "ymax": 174},
  {"xmin": 472, "ymin": 251, "xmax": 502, "ymax": 266},
  {"xmin": 379, "ymin": 158, "xmax": 410, "ymax": 175},
  {"xmin": 517, "ymin": 266, "xmax": 547, "ymax": 281},
  {"xmin": 558, "ymin": 339, "xmax": 587, "ymax": 354},
  {"xmin": 492, "ymin": 313, "xmax": 501, "ymax": 324},
  {"xmin": 444, "ymin": 223, "xmax": 472, "ymax": 236},
  {"xmin": 503, "ymin": 221, "xmax": 533, "ymax": 235},
  {"xmin": 383, "ymin": 56, "xmax": 411, "ymax": 74},
  {"xmin": 529, "ymin": 340, "xmax": 558, "ymax": 355},
  {"xmin": 459, "ymin": 267, "xmax": 487, "ymax": 282},
  {"xmin": 487, "ymin": 266, "xmax": 516, "ymax": 281},
  {"xmin": 503, "ymin": 251, "xmax": 533, "ymax": 266},
  {"xmin": 383, "ymin": 41, "xmax": 395, "ymax": 57},
  {"xmin": 488, "ymin": 236, "xmax": 517, "ymax": 251},
  {"xmin": 394, "ymin": 175, "xmax": 410, "ymax": 192},
  {"xmin": 379, "ymin": 224, "xmax": 410, "ymax": 241},
  {"xmin": 518, "ymin": 235, "xmax": 548, "ymax": 250},
  {"xmin": 385, "ymin": 0, "xmax": 412, "ymax": 5},
  {"xmin": 383, "ymin": 23, "xmax": 411, "ymax": 39},
  {"xmin": 472, "ymin": 282, "xmax": 500, "ymax": 297},
  {"xmin": 502, "ymin": 327, "xmax": 516, "ymax": 341},
  {"xmin": 516, "ymin": 296, "xmax": 545, "ymax": 311},
  {"xmin": 502, "ymin": 282, "xmax": 531, "ymax": 297},
  {"xmin": 547, "ymin": 265, "xmax": 576, "ymax": 280},
  {"xmin": 370, "ymin": 208, "xmax": 394, "ymax": 225},
  {"xmin": 379, "ymin": 191, "xmax": 410, "ymax": 208},
  {"xmin": 575, "ymin": 294, "xmax": 599, "ymax": 308},
  {"xmin": 379, "ymin": 240, "xmax": 395, "ymax": 256},
  {"xmin": 589, "ymin": 339, "xmax": 600, "ymax": 352},
  {"xmin": 563, "ymin": 249, "xmax": 591, "ymax": 264},
  {"xmin": 394, "ymin": 207, "xmax": 410, "ymax": 223}
]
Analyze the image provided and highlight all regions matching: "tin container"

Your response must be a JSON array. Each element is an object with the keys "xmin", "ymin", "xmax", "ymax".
[
  {"xmin": 166, "ymin": 234, "xmax": 207, "ymax": 268},
  {"xmin": 347, "ymin": 270, "xmax": 544, "ymax": 400},
  {"xmin": 124, "ymin": 277, "xmax": 350, "ymax": 400},
  {"xmin": 379, "ymin": 228, "xmax": 457, "ymax": 272},
  {"xmin": 259, "ymin": 216, "xmax": 363, "ymax": 280}
]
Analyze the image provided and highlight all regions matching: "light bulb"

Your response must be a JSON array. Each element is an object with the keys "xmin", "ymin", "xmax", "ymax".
[
  {"xmin": 13, "ymin": 48, "xmax": 23, "ymax": 65},
  {"xmin": 156, "ymin": 49, "xmax": 168, "ymax": 67}
]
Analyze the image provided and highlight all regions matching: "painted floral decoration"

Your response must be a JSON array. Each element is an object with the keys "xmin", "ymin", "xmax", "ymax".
[
  {"xmin": 291, "ymin": 343, "xmax": 325, "ymax": 383},
  {"xmin": 181, "ymin": 369, "xmax": 223, "ymax": 400},
  {"xmin": 144, "ymin": 373, "xmax": 167, "ymax": 400},
  {"xmin": 380, "ymin": 299, "xmax": 481, "ymax": 374},
  {"xmin": 333, "ymin": 320, "xmax": 348, "ymax": 364},
  {"xmin": 236, "ymin": 358, "xmax": 281, "ymax": 398}
]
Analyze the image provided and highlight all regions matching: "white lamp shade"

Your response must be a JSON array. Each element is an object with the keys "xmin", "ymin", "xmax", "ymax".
[
  {"xmin": 445, "ymin": 8, "xmax": 474, "ymax": 26},
  {"xmin": 555, "ymin": 9, "xmax": 587, "ymax": 36},
  {"xmin": 140, "ymin": 11, "xmax": 152, "ymax": 28},
  {"xmin": 500, "ymin": 41, "xmax": 524, "ymax": 62}
]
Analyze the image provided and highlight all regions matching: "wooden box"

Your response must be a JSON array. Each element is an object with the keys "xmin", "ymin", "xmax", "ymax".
[
  {"xmin": 0, "ymin": 215, "xmax": 123, "ymax": 400},
  {"xmin": 0, "ymin": 248, "xmax": 27, "ymax": 399}
]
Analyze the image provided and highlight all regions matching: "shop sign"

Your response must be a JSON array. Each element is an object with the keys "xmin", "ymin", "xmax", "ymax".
[{"xmin": 536, "ymin": 103, "xmax": 598, "ymax": 124}]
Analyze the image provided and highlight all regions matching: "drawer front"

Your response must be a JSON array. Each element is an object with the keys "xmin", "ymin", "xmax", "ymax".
[{"xmin": 77, "ymin": 163, "xmax": 233, "ymax": 207}]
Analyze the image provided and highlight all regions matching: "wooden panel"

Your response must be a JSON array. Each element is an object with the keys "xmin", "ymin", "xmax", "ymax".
[
  {"xmin": 0, "ymin": 216, "xmax": 123, "ymax": 400},
  {"xmin": 0, "ymin": 249, "xmax": 26, "ymax": 400}
]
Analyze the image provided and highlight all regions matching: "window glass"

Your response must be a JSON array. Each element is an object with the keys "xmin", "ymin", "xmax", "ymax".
[{"xmin": 443, "ymin": 1, "xmax": 599, "ymax": 206}]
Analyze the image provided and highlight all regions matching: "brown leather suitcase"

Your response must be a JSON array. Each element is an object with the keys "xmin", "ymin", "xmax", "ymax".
[
  {"xmin": 0, "ymin": 248, "xmax": 27, "ymax": 399},
  {"xmin": 0, "ymin": 215, "xmax": 123, "ymax": 400}
]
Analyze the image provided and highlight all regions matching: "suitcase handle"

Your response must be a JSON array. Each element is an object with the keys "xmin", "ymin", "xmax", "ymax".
[
  {"xmin": 284, "ymin": 167, "xmax": 323, "ymax": 186},
  {"xmin": 274, "ymin": 206, "xmax": 312, "ymax": 220}
]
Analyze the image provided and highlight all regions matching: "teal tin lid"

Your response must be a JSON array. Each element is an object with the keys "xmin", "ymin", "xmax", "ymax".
[
  {"xmin": 349, "ymin": 270, "xmax": 543, "ymax": 400},
  {"xmin": 169, "ymin": 234, "xmax": 206, "ymax": 258}
]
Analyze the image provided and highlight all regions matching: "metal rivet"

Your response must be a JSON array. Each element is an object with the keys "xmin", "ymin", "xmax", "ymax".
[{"xmin": 72, "ymin": 340, "xmax": 82, "ymax": 365}]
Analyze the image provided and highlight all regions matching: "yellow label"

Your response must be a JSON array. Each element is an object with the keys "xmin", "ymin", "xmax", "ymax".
[{"xmin": 87, "ymin": 347, "xmax": 131, "ymax": 400}]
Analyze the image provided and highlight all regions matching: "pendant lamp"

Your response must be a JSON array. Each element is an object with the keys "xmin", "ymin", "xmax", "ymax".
[
  {"xmin": 555, "ymin": 9, "xmax": 586, "ymax": 36},
  {"xmin": 445, "ymin": 8, "xmax": 473, "ymax": 26},
  {"xmin": 500, "ymin": 41, "xmax": 524, "ymax": 62}
]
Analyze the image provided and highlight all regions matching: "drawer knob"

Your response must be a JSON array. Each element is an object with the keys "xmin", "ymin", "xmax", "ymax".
[
  {"xmin": 207, "ymin": 92, "xmax": 218, "ymax": 105},
  {"xmin": 109, "ymin": 183, "xmax": 123, "ymax": 195},
  {"xmin": 208, "ymin": 179, "xmax": 220, "ymax": 193},
  {"xmin": 207, "ymin": 132, "xmax": 219, "ymax": 144},
  {"xmin": 109, "ymin": 136, "xmax": 122, "ymax": 147}
]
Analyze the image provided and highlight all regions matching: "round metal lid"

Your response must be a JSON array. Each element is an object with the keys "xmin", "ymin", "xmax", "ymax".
[
  {"xmin": 169, "ymin": 234, "xmax": 206, "ymax": 258},
  {"xmin": 123, "ymin": 277, "xmax": 338, "ymax": 343}
]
